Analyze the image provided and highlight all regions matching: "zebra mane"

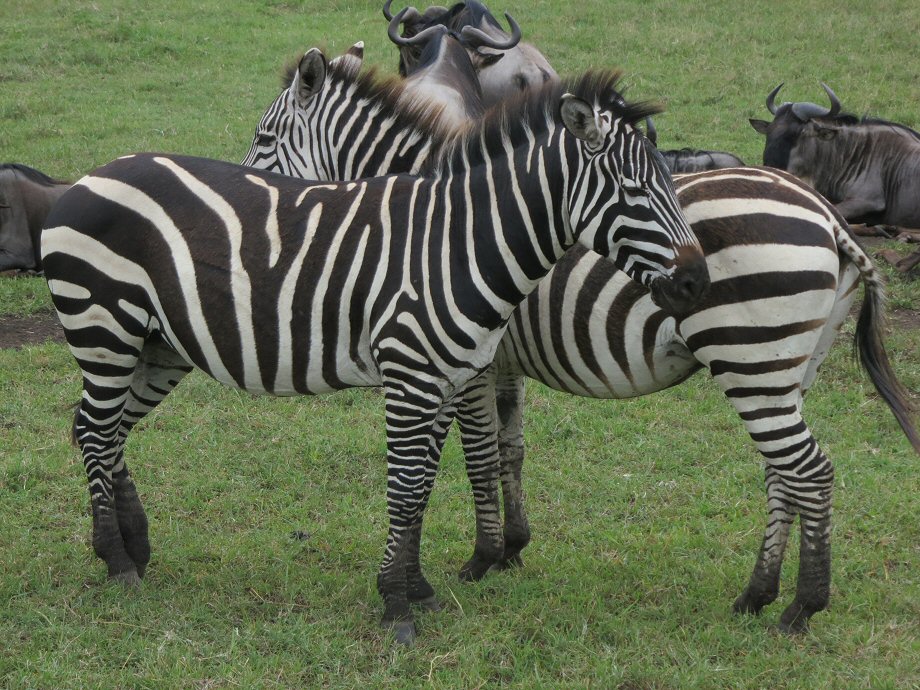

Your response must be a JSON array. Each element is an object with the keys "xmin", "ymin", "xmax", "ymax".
[
  {"xmin": 280, "ymin": 53, "xmax": 458, "ymax": 143},
  {"xmin": 0, "ymin": 162, "xmax": 69, "ymax": 186},
  {"xmin": 432, "ymin": 69, "xmax": 662, "ymax": 175}
]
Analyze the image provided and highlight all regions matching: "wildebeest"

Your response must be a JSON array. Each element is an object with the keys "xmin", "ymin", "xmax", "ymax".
[
  {"xmin": 750, "ymin": 83, "xmax": 920, "ymax": 227},
  {"xmin": 0, "ymin": 163, "xmax": 70, "ymax": 272},
  {"xmin": 645, "ymin": 118, "xmax": 746, "ymax": 173},
  {"xmin": 383, "ymin": 0, "xmax": 558, "ymax": 106},
  {"xmin": 387, "ymin": 8, "xmax": 485, "ymax": 129}
]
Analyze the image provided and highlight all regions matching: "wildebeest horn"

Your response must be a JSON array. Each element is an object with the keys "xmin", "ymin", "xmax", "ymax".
[
  {"xmin": 645, "ymin": 117, "xmax": 658, "ymax": 146},
  {"xmin": 384, "ymin": 2, "xmax": 421, "ymax": 25},
  {"xmin": 766, "ymin": 82, "xmax": 785, "ymax": 115},
  {"xmin": 822, "ymin": 82, "xmax": 841, "ymax": 116},
  {"xmin": 460, "ymin": 12, "xmax": 522, "ymax": 50},
  {"xmin": 388, "ymin": 7, "xmax": 445, "ymax": 46}
]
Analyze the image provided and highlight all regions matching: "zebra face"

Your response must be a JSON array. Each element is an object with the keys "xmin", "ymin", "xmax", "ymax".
[
  {"xmin": 242, "ymin": 43, "xmax": 365, "ymax": 179},
  {"xmin": 560, "ymin": 94, "xmax": 709, "ymax": 315}
]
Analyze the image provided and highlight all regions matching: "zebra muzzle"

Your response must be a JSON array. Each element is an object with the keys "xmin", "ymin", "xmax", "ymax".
[{"xmin": 649, "ymin": 257, "xmax": 710, "ymax": 316}]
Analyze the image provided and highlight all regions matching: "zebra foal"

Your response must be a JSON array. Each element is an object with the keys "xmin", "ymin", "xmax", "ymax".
[{"xmin": 41, "ymin": 72, "xmax": 707, "ymax": 644}]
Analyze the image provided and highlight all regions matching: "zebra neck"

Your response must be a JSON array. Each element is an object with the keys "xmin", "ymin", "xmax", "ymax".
[
  {"xmin": 332, "ymin": 98, "xmax": 450, "ymax": 179},
  {"xmin": 438, "ymin": 128, "xmax": 576, "ymax": 324}
]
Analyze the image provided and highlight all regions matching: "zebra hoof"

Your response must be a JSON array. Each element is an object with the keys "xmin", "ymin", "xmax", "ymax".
[
  {"xmin": 110, "ymin": 569, "xmax": 142, "ymax": 588},
  {"xmin": 777, "ymin": 602, "xmax": 814, "ymax": 635},
  {"xmin": 459, "ymin": 557, "xmax": 494, "ymax": 582},
  {"xmin": 386, "ymin": 619, "xmax": 417, "ymax": 646},
  {"xmin": 411, "ymin": 595, "xmax": 441, "ymax": 612},
  {"xmin": 496, "ymin": 553, "xmax": 524, "ymax": 570}
]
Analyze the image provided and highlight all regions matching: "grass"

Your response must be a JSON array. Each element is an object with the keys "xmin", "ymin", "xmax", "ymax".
[{"xmin": 2, "ymin": 0, "xmax": 920, "ymax": 688}]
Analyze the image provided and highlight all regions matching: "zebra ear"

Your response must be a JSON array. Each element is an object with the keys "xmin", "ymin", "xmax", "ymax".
[
  {"xmin": 329, "ymin": 41, "xmax": 364, "ymax": 78},
  {"xmin": 294, "ymin": 48, "xmax": 328, "ymax": 108},
  {"xmin": 560, "ymin": 94, "xmax": 605, "ymax": 149}
]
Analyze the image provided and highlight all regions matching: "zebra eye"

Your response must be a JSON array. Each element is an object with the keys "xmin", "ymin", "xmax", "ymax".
[
  {"xmin": 622, "ymin": 181, "xmax": 648, "ymax": 197},
  {"xmin": 256, "ymin": 132, "xmax": 275, "ymax": 147}
]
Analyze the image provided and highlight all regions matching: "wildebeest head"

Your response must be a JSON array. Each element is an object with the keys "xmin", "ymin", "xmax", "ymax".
[
  {"xmin": 387, "ymin": 8, "xmax": 485, "ymax": 128},
  {"xmin": 384, "ymin": 1, "xmax": 558, "ymax": 106},
  {"xmin": 749, "ymin": 82, "xmax": 842, "ymax": 169}
]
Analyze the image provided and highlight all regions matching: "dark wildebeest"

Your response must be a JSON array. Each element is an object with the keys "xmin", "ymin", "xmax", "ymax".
[
  {"xmin": 0, "ymin": 163, "xmax": 70, "ymax": 273},
  {"xmin": 645, "ymin": 118, "xmax": 745, "ymax": 173},
  {"xmin": 750, "ymin": 83, "xmax": 920, "ymax": 228},
  {"xmin": 387, "ymin": 9, "xmax": 485, "ymax": 129},
  {"xmin": 383, "ymin": 0, "xmax": 558, "ymax": 106}
]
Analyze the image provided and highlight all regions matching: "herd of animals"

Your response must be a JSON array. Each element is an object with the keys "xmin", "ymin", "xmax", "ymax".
[{"xmin": 2, "ymin": 2, "xmax": 920, "ymax": 646}]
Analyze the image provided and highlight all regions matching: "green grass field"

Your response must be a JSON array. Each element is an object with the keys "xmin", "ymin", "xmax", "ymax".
[{"xmin": 2, "ymin": 1, "xmax": 919, "ymax": 687}]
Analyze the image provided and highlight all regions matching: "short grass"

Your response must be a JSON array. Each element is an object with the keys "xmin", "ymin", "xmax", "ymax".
[{"xmin": 2, "ymin": 1, "xmax": 920, "ymax": 688}]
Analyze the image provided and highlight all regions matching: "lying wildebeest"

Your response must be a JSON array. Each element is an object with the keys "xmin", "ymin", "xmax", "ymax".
[
  {"xmin": 0, "ymin": 163, "xmax": 70, "ymax": 272},
  {"xmin": 645, "ymin": 118, "xmax": 745, "ymax": 173},
  {"xmin": 387, "ymin": 8, "xmax": 485, "ymax": 129},
  {"xmin": 383, "ymin": 0, "xmax": 558, "ymax": 106},
  {"xmin": 244, "ymin": 45, "xmax": 919, "ymax": 634},
  {"xmin": 750, "ymin": 83, "xmax": 920, "ymax": 227}
]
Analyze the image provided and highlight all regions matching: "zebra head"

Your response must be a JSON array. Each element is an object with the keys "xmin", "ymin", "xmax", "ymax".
[
  {"xmin": 241, "ymin": 43, "xmax": 366, "ymax": 178},
  {"xmin": 559, "ymin": 85, "xmax": 709, "ymax": 315}
]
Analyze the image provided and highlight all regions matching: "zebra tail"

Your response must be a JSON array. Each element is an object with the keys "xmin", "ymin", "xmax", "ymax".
[{"xmin": 839, "ymin": 223, "xmax": 920, "ymax": 454}]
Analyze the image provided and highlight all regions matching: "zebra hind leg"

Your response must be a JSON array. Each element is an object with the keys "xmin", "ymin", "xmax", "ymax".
[
  {"xmin": 456, "ymin": 370, "xmax": 506, "ymax": 581},
  {"xmin": 494, "ymin": 374, "xmax": 530, "ymax": 569},
  {"xmin": 80, "ymin": 338, "xmax": 191, "ymax": 585},
  {"xmin": 733, "ymin": 429, "xmax": 834, "ymax": 633},
  {"xmin": 111, "ymin": 340, "xmax": 193, "ymax": 579}
]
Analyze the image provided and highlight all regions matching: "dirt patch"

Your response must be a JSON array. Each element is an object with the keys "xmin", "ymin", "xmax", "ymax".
[{"xmin": 0, "ymin": 311, "xmax": 66, "ymax": 349}]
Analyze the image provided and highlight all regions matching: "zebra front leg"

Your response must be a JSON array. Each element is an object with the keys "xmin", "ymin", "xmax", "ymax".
[
  {"xmin": 376, "ymin": 390, "xmax": 444, "ymax": 645},
  {"xmin": 406, "ymin": 402, "xmax": 457, "ymax": 610},
  {"xmin": 456, "ymin": 370, "xmax": 506, "ymax": 581}
]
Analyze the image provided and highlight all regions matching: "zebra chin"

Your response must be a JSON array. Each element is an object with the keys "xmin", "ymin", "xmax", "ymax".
[{"xmin": 648, "ymin": 256, "xmax": 710, "ymax": 316}]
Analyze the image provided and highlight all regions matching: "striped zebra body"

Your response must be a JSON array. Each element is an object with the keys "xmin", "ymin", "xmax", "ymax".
[
  {"xmin": 43, "ymin": 74, "xmax": 706, "ymax": 644},
  {"xmin": 242, "ymin": 49, "xmax": 916, "ymax": 631},
  {"xmin": 471, "ymin": 166, "xmax": 919, "ymax": 632}
]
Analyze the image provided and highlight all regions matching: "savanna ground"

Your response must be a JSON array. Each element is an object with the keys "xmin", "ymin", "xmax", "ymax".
[{"xmin": 2, "ymin": 1, "xmax": 919, "ymax": 688}]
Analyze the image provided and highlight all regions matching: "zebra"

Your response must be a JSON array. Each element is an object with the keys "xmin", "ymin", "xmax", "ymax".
[
  {"xmin": 239, "ymin": 49, "xmax": 919, "ymax": 632},
  {"xmin": 41, "ymin": 71, "xmax": 709, "ymax": 645},
  {"xmin": 467, "ymin": 166, "xmax": 920, "ymax": 633}
]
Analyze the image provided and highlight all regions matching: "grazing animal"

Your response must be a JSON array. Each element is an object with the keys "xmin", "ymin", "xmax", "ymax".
[
  {"xmin": 383, "ymin": 0, "xmax": 558, "ymax": 106},
  {"xmin": 0, "ymin": 163, "xmax": 70, "ymax": 272},
  {"xmin": 645, "ymin": 119, "xmax": 745, "ymax": 173},
  {"xmin": 43, "ymin": 72, "xmax": 708, "ymax": 645},
  {"xmin": 463, "ymin": 167, "xmax": 920, "ymax": 633},
  {"xmin": 387, "ymin": 10, "xmax": 485, "ymax": 129},
  {"xmin": 750, "ymin": 83, "xmax": 920, "ymax": 227},
  {"xmin": 241, "ymin": 48, "xmax": 916, "ymax": 632}
]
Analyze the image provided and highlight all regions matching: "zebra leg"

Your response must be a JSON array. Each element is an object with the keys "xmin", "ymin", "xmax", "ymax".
[
  {"xmin": 376, "ymin": 387, "xmax": 445, "ymax": 645},
  {"xmin": 727, "ymin": 394, "xmax": 834, "ymax": 631},
  {"xmin": 406, "ymin": 402, "xmax": 457, "ymax": 610},
  {"xmin": 456, "ymin": 370, "xmax": 505, "ymax": 581},
  {"xmin": 112, "ymin": 341, "xmax": 193, "ymax": 578},
  {"xmin": 495, "ymin": 373, "xmax": 530, "ymax": 569}
]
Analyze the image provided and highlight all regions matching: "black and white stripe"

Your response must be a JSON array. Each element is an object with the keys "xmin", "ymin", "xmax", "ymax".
[
  {"xmin": 464, "ymin": 167, "xmax": 919, "ymax": 632},
  {"xmin": 241, "ymin": 52, "xmax": 917, "ymax": 631},
  {"xmin": 42, "ymin": 72, "xmax": 705, "ymax": 644}
]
